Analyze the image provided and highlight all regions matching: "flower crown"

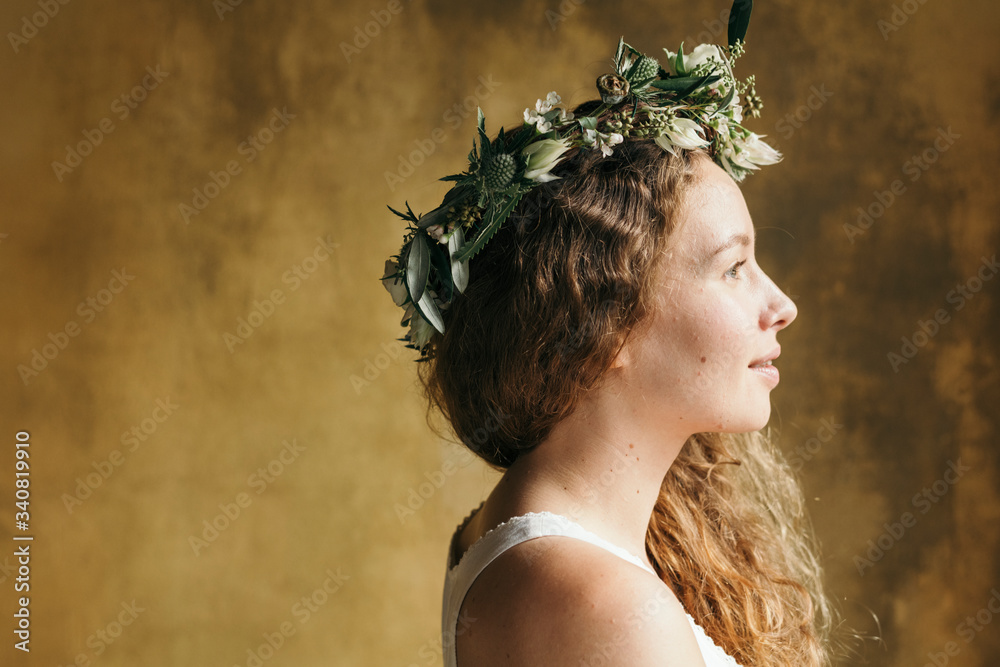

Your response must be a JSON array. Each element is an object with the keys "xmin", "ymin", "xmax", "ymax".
[{"xmin": 383, "ymin": 0, "xmax": 779, "ymax": 354}]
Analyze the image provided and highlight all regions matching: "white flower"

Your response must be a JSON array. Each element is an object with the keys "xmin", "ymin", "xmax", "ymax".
[
  {"xmin": 522, "ymin": 138, "xmax": 571, "ymax": 182},
  {"xmin": 524, "ymin": 91, "xmax": 573, "ymax": 134},
  {"xmin": 407, "ymin": 311, "xmax": 435, "ymax": 348},
  {"xmin": 583, "ymin": 128, "xmax": 624, "ymax": 157},
  {"xmin": 707, "ymin": 111, "xmax": 735, "ymax": 139},
  {"xmin": 686, "ymin": 43, "xmax": 725, "ymax": 71},
  {"xmin": 727, "ymin": 93, "xmax": 744, "ymax": 123},
  {"xmin": 538, "ymin": 91, "xmax": 561, "ymax": 113},
  {"xmin": 730, "ymin": 101, "xmax": 744, "ymax": 124},
  {"xmin": 716, "ymin": 148, "xmax": 743, "ymax": 181},
  {"xmin": 732, "ymin": 132, "xmax": 782, "ymax": 169},
  {"xmin": 426, "ymin": 224, "xmax": 447, "ymax": 243},
  {"xmin": 653, "ymin": 117, "xmax": 709, "ymax": 156},
  {"xmin": 663, "ymin": 43, "xmax": 725, "ymax": 76},
  {"xmin": 524, "ymin": 107, "xmax": 553, "ymax": 133},
  {"xmin": 381, "ymin": 259, "xmax": 408, "ymax": 306}
]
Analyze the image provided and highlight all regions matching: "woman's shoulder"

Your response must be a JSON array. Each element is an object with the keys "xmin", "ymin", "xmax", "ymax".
[{"xmin": 456, "ymin": 533, "xmax": 708, "ymax": 666}]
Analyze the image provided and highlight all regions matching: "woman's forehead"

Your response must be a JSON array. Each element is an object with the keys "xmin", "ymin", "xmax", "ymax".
[{"xmin": 668, "ymin": 163, "xmax": 754, "ymax": 259}]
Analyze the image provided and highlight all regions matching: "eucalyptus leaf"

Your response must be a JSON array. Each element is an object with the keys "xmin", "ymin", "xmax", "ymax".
[
  {"xmin": 448, "ymin": 227, "xmax": 469, "ymax": 293},
  {"xmin": 405, "ymin": 234, "xmax": 430, "ymax": 304},
  {"xmin": 414, "ymin": 290, "xmax": 446, "ymax": 334},
  {"xmin": 728, "ymin": 0, "xmax": 753, "ymax": 48}
]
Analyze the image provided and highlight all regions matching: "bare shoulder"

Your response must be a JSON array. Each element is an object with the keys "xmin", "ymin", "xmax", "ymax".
[{"xmin": 456, "ymin": 535, "xmax": 707, "ymax": 667}]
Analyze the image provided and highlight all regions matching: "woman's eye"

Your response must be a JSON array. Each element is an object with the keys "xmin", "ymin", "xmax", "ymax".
[{"xmin": 725, "ymin": 260, "xmax": 747, "ymax": 279}]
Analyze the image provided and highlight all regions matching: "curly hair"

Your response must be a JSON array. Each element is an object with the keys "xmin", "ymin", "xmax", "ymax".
[{"xmin": 419, "ymin": 101, "xmax": 836, "ymax": 665}]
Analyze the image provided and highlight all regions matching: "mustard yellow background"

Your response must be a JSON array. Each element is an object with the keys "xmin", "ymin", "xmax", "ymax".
[{"xmin": 1, "ymin": 0, "xmax": 998, "ymax": 665}]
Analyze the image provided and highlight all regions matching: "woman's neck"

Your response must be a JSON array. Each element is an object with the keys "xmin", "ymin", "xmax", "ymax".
[{"xmin": 475, "ymin": 381, "xmax": 692, "ymax": 567}]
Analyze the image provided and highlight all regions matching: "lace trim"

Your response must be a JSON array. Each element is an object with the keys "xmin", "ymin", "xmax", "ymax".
[
  {"xmin": 684, "ymin": 613, "xmax": 743, "ymax": 666},
  {"xmin": 447, "ymin": 501, "xmax": 485, "ymax": 572},
  {"xmin": 447, "ymin": 503, "xmax": 653, "ymax": 575}
]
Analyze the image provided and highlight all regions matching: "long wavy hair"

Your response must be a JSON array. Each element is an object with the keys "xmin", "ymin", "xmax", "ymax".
[{"xmin": 419, "ymin": 100, "xmax": 836, "ymax": 665}]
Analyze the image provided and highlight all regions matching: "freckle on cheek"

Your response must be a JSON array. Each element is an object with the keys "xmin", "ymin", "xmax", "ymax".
[{"xmin": 700, "ymin": 357, "xmax": 706, "ymax": 363}]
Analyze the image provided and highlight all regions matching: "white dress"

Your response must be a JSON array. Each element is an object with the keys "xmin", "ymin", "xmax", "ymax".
[{"xmin": 441, "ymin": 506, "xmax": 744, "ymax": 666}]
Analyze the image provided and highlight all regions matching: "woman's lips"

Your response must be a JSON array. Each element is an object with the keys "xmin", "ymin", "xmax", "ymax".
[{"xmin": 749, "ymin": 362, "xmax": 779, "ymax": 386}]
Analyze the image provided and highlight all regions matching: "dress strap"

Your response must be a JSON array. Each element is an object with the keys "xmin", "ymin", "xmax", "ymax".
[
  {"xmin": 441, "ymin": 506, "xmax": 655, "ymax": 667},
  {"xmin": 441, "ymin": 506, "xmax": 744, "ymax": 667},
  {"xmin": 447, "ymin": 509, "xmax": 656, "ymax": 578}
]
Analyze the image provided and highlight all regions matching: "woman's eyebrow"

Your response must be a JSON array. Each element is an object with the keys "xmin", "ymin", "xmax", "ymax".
[{"xmin": 704, "ymin": 230, "xmax": 755, "ymax": 262}]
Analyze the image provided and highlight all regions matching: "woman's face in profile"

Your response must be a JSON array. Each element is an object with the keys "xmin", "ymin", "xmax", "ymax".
[{"xmin": 618, "ymin": 153, "xmax": 798, "ymax": 436}]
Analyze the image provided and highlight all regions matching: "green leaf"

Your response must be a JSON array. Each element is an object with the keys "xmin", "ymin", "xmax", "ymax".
[
  {"xmin": 416, "ymin": 205, "xmax": 448, "ymax": 230},
  {"xmin": 614, "ymin": 36, "xmax": 625, "ymax": 71},
  {"xmin": 448, "ymin": 226, "xmax": 469, "ymax": 293},
  {"xmin": 417, "ymin": 186, "xmax": 472, "ymax": 229},
  {"xmin": 728, "ymin": 0, "xmax": 753, "ymax": 48},
  {"xmin": 387, "ymin": 204, "xmax": 418, "ymax": 224},
  {"xmin": 454, "ymin": 190, "xmax": 524, "ymax": 263},
  {"xmin": 630, "ymin": 75, "xmax": 658, "ymax": 90},
  {"xmin": 650, "ymin": 74, "xmax": 720, "ymax": 93},
  {"xmin": 429, "ymin": 242, "xmax": 453, "ymax": 302},
  {"xmin": 413, "ymin": 290, "xmax": 445, "ymax": 334},
  {"xmin": 675, "ymin": 41, "xmax": 686, "ymax": 76},
  {"xmin": 710, "ymin": 85, "xmax": 736, "ymax": 118},
  {"xmin": 405, "ymin": 234, "xmax": 430, "ymax": 304},
  {"xmin": 508, "ymin": 128, "xmax": 535, "ymax": 154},
  {"xmin": 477, "ymin": 107, "xmax": 492, "ymax": 160},
  {"xmin": 577, "ymin": 116, "xmax": 598, "ymax": 131}
]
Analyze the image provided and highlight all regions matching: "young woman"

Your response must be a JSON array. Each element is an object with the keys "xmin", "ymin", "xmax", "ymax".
[{"xmin": 383, "ymin": 13, "xmax": 836, "ymax": 665}]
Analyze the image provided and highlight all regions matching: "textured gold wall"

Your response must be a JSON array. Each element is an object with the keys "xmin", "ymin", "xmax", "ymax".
[{"xmin": 1, "ymin": 0, "xmax": 997, "ymax": 665}]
